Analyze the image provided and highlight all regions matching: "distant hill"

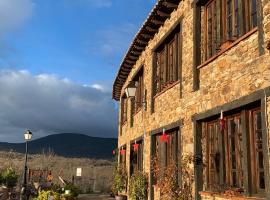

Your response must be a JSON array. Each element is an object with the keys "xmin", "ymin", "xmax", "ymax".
[{"xmin": 0, "ymin": 133, "xmax": 117, "ymax": 159}]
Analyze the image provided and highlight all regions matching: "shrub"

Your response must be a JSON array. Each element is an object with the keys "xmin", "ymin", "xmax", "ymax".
[
  {"xmin": 111, "ymin": 164, "xmax": 127, "ymax": 195},
  {"xmin": 64, "ymin": 184, "xmax": 81, "ymax": 197},
  {"xmin": 129, "ymin": 171, "xmax": 148, "ymax": 200},
  {"xmin": 2, "ymin": 167, "xmax": 19, "ymax": 188},
  {"xmin": 33, "ymin": 190, "xmax": 61, "ymax": 200}
]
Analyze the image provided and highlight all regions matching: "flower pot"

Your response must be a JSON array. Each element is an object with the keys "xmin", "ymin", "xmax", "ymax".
[{"xmin": 115, "ymin": 194, "xmax": 127, "ymax": 200}]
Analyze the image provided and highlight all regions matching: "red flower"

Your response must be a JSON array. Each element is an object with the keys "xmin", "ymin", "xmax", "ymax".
[{"xmin": 112, "ymin": 150, "xmax": 116, "ymax": 155}]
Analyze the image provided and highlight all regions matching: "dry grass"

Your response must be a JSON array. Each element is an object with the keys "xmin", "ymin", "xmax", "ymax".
[{"xmin": 0, "ymin": 150, "xmax": 114, "ymax": 193}]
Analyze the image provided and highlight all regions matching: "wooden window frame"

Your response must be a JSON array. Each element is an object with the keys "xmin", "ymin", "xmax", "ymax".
[
  {"xmin": 130, "ymin": 140, "xmax": 144, "ymax": 176},
  {"xmin": 153, "ymin": 128, "xmax": 180, "ymax": 183},
  {"xmin": 121, "ymin": 96, "xmax": 128, "ymax": 126},
  {"xmin": 153, "ymin": 24, "xmax": 181, "ymax": 96},
  {"xmin": 203, "ymin": 106, "xmax": 266, "ymax": 197},
  {"xmin": 131, "ymin": 67, "xmax": 144, "ymax": 115},
  {"xmin": 203, "ymin": 0, "xmax": 258, "ymax": 61}
]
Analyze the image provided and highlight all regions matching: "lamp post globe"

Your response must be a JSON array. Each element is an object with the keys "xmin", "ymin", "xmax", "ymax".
[{"xmin": 21, "ymin": 130, "xmax": 32, "ymax": 200}]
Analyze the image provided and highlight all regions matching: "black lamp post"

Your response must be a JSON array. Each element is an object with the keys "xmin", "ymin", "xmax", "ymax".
[{"xmin": 21, "ymin": 130, "xmax": 32, "ymax": 200}]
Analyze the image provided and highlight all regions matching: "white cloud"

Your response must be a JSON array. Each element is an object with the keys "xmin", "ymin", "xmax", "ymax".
[
  {"xmin": 0, "ymin": 0, "xmax": 34, "ymax": 36},
  {"xmin": 0, "ymin": 69, "xmax": 117, "ymax": 142}
]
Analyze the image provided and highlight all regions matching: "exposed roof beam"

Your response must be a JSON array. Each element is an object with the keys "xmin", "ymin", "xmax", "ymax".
[
  {"xmin": 146, "ymin": 26, "xmax": 158, "ymax": 32},
  {"xmin": 136, "ymin": 39, "xmax": 148, "ymax": 45},
  {"xmin": 157, "ymin": 10, "xmax": 170, "ymax": 17},
  {"xmin": 130, "ymin": 51, "xmax": 141, "ymax": 55},
  {"xmin": 123, "ymin": 63, "xmax": 132, "ymax": 68},
  {"xmin": 133, "ymin": 45, "xmax": 145, "ymax": 50},
  {"xmin": 129, "ymin": 55, "xmax": 138, "ymax": 60},
  {"xmin": 163, "ymin": 1, "xmax": 178, "ymax": 9},
  {"xmin": 125, "ymin": 60, "xmax": 135, "ymax": 64},
  {"xmin": 141, "ymin": 33, "xmax": 152, "ymax": 39},
  {"xmin": 151, "ymin": 19, "xmax": 164, "ymax": 25}
]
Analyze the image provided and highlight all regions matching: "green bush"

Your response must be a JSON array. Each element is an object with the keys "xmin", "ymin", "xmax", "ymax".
[
  {"xmin": 33, "ymin": 190, "xmax": 61, "ymax": 200},
  {"xmin": 129, "ymin": 171, "xmax": 148, "ymax": 200},
  {"xmin": 64, "ymin": 184, "xmax": 81, "ymax": 197},
  {"xmin": 111, "ymin": 164, "xmax": 127, "ymax": 195},
  {"xmin": 2, "ymin": 167, "xmax": 19, "ymax": 188}
]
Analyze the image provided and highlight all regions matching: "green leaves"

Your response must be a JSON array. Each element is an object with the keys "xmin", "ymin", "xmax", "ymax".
[
  {"xmin": 111, "ymin": 164, "xmax": 127, "ymax": 195},
  {"xmin": 1, "ymin": 167, "xmax": 19, "ymax": 188},
  {"xmin": 128, "ymin": 171, "xmax": 148, "ymax": 200}
]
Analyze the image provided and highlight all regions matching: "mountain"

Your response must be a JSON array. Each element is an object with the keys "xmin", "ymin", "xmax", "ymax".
[{"xmin": 0, "ymin": 133, "xmax": 117, "ymax": 159}]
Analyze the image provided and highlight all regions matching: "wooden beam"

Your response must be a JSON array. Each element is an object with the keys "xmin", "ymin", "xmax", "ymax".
[
  {"xmin": 136, "ymin": 39, "xmax": 148, "ymax": 45},
  {"xmin": 123, "ymin": 63, "xmax": 132, "ymax": 68},
  {"xmin": 163, "ymin": 2, "xmax": 178, "ymax": 9},
  {"xmin": 130, "ymin": 51, "xmax": 141, "ymax": 56},
  {"xmin": 146, "ymin": 26, "xmax": 158, "ymax": 32},
  {"xmin": 151, "ymin": 19, "xmax": 164, "ymax": 25},
  {"xmin": 125, "ymin": 59, "xmax": 135, "ymax": 64},
  {"xmin": 141, "ymin": 33, "xmax": 152, "ymax": 39},
  {"xmin": 157, "ymin": 10, "xmax": 170, "ymax": 17},
  {"xmin": 129, "ymin": 55, "xmax": 138, "ymax": 60},
  {"xmin": 133, "ymin": 45, "xmax": 145, "ymax": 50}
]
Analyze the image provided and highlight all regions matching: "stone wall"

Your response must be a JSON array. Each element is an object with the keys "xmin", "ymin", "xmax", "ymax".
[{"xmin": 116, "ymin": 0, "xmax": 270, "ymax": 199}]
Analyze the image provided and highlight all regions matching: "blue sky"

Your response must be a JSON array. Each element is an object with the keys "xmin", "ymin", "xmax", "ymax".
[
  {"xmin": 2, "ymin": 0, "xmax": 156, "ymax": 86},
  {"xmin": 0, "ymin": 0, "xmax": 156, "ymax": 142}
]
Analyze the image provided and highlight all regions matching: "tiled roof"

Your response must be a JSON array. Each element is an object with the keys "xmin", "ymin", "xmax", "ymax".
[{"xmin": 112, "ymin": 0, "xmax": 181, "ymax": 101}]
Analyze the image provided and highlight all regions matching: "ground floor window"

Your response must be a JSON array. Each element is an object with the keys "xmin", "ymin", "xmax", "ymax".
[
  {"xmin": 202, "ymin": 106, "xmax": 266, "ymax": 197},
  {"xmin": 130, "ymin": 140, "xmax": 143, "ymax": 175},
  {"xmin": 153, "ymin": 128, "xmax": 179, "ymax": 183}
]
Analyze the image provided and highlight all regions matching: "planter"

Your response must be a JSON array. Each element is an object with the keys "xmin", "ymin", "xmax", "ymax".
[{"xmin": 115, "ymin": 194, "xmax": 127, "ymax": 200}]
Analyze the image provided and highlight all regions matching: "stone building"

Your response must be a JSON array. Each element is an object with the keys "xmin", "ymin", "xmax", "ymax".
[{"xmin": 112, "ymin": 0, "xmax": 270, "ymax": 199}]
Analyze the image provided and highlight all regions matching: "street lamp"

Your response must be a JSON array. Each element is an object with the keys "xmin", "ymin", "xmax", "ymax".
[{"xmin": 21, "ymin": 130, "xmax": 32, "ymax": 200}]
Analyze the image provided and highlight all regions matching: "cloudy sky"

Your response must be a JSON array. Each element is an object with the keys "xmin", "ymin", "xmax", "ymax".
[{"xmin": 0, "ymin": 0, "xmax": 156, "ymax": 142}]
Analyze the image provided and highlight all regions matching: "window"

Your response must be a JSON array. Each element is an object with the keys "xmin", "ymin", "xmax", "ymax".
[
  {"xmin": 121, "ymin": 96, "xmax": 128, "ymax": 125},
  {"xmin": 120, "ymin": 146, "xmax": 127, "ymax": 167},
  {"xmin": 249, "ymin": 108, "xmax": 265, "ymax": 194},
  {"xmin": 153, "ymin": 128, "xmax": 179, "ymax": 179},
  {"xmin": 130, "ymin": 140, "xmax": 144, "ymax": 175},
  {"xmin": 203, "ymin": 107, "xmax": 265, "ymax": 197},
  {"xmin": 131, "ymin": 67, "xmax": 144, "ymax": 114},
  {"xmin": 203, "ymin": 0, "xmax": 257, "ymax": 60},
  {"xmin": 154, "ymin": 25, "xmax": 181, "ymax": 95}
]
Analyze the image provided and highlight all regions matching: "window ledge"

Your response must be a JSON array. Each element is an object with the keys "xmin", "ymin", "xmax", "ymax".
[
  {"xmin": 153, "ymin": 80, "xmax": 180, "ymax": 99},
  {"xmin": 199, "ymin": 191, "xmax": 265, "ymax": 200},
  {"xmin": 197, "ymin": 28, "xmax": 258, "ymax": 69}
]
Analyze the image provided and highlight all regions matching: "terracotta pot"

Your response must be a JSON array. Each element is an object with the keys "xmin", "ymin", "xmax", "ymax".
[{"xmin": 115, "ymin": 195, "xmax": 127, "ymax": 200}]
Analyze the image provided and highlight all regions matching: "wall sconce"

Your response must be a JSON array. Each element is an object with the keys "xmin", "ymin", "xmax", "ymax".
[
  {"xmin": 125, "ymin": 81, "xmax": 147, "ymax": 111},
  {"xmin": 125, "ymin": 81, "xmax": 137, "ymax": 98}
]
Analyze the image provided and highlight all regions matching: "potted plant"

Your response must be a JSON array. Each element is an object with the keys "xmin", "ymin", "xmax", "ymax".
[
  {"xmin": 111, "ymin": 164, "xmax": 127, "ymax": 200},
  {"xmin": 129, "ymin": 171, "xmax": 148, "ymax": 200}
]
